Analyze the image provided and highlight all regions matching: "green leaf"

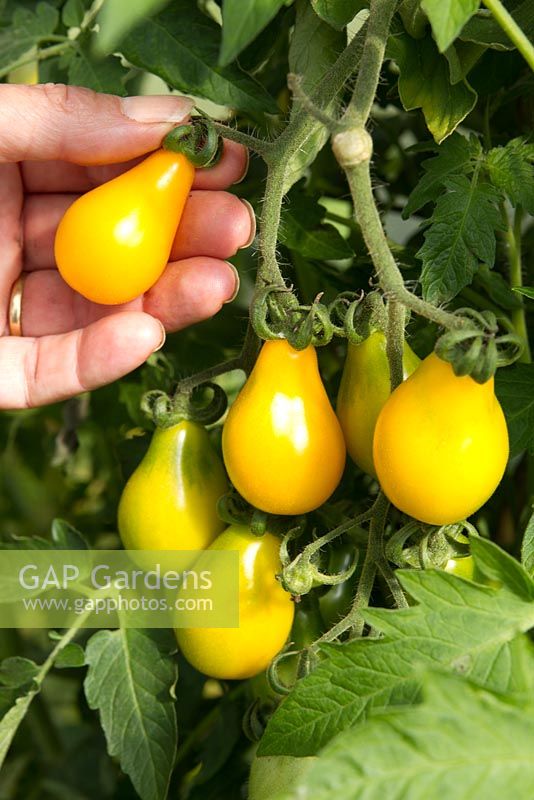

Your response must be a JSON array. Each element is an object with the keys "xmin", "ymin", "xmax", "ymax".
[
  {"xmin": 0, "ymin": 2, "xmax": 58, "ymax": 71},
  {"xmin": 62, "ymin": 0, "xmax": 87, "ymax": 28},
  {"xmin": 460, "ymin": 0, "xmax": 534, "ymax": 50},
  {"xmin": 514, "ymin": 287, "xmax": 534, "ymax": 299},
  {"xmin": 280, "ymin": 194, "xmax": 354, "ymax": 259},
  {"xmin": 219, "ymin": 0, "xmax": 286, "ymax": 66},
  {"xmin": 84, "ymin": 628, "xmax": 177, "ymax": 800},
  {"xmin": 94, "ymin": 0, "xmax": 171, "ymax": 56},
  {"xmin": 418, "ymin": 175, "xmax": 503, "ymax": 303},
  {"xmin": 496, "ymin": 364, "xmax": 534, "ymax": 456},
  {"xmin": 283, "ymin": 0, "xmax": 345, "ymax": 192},
  {"xmin": 388, "ymin": 30, "xmax": 477, "ymax": 143},
  {"xmin": 54, "ymin": 643, "xmax": 85, "ymax": 669},
  {"xmin": 444, "ymin": 39, "xmax": 486, "ymax": 83},
  {"xmin": 470, "ymin": 535, "xmax": 534, "ymax": 599},
  {"xmin": 283, "ymin": 671, "xmax": 534, "ymax": 800},
  {"xmin": 399, "ymin": 0, "xmax": 428, "ymax": 38},
  {"xmin": 522, "ymin": 510, "xmax": 534, "ymax": 577},
  {"xmin": 50, "ymin": 519, "xmax": 88, "ymax": 550},
  {"xmin": 421, "ymin": 0, "xmax": 479, "ymax": 53},
  {"xmin": 486, "ymin": 138, "xmax": 534, "ymax": 213},
  {"xmin": 0, "ymin": 686, "xmax": 39, "ymax": 768},
  {"xmin": 311, "ymin": 0, "xmax": 367, "ymax": 30},
  {"xmin": 259, "ymin": 539, "xmax": 534, "ymax": 757},
  {"xmin": 474, "ymin": 264, "xmax": 522, "ymax": 311},
  {"xmin": 66, "ymin": 42, "xmax": 127, "ymax": 95},
  {"xmin": 0, "ymin": 658, "xmax": 38, "ymax": 689},
  {"xmin": 403, "ymin": 132, "xmax": 480, "ymax": 217},
  {"xmin": 120, "ymin": 2, "xmax": 277, "ymax": 114}
]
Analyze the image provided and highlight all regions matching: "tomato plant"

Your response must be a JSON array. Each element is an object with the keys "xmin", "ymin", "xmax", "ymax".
[{"xmin": 1, "ymin": 1, "xmax": 533, "ymax": 800}]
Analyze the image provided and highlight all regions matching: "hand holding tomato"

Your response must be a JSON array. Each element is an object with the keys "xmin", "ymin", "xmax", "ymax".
[{"xmin": 0, "ymin": 84, "xmax": 253, "ymax": 409}]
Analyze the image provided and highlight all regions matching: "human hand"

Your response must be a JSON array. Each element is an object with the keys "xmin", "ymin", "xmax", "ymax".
[{"xmin": 0, "ymin": 84, "xmax": 253, "ymax": 409}]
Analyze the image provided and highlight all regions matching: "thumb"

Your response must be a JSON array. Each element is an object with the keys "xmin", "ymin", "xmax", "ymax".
[{"xmin": 0, "ymin": 84, "xmax": 193, "ymax": 165}]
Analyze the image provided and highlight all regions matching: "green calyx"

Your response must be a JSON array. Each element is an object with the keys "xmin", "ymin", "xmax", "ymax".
[
  {"xmin": 435, "ymin": 308, "xmax": 523, "ymax": 383},
  {"xmin": 385, "ymin": 519, "xmax": 478, "ymax": 571},
  {"xmin": 280, "ymin": 526, "xmax": 358, "ymax": 598},
  {"xmin": 141, "ymin": 382, "xmax": 228, "ymax": 428},
  {"xmin": 162, "ymin": 116, "xmax": 223, "ymax": 168}
]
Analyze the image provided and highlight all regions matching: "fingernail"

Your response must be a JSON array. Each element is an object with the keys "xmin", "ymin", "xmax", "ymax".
[
  {"xmin": 121, "ymin": 95, "xmax": 194, "ymax": 124},
  {"xmin": 239, "ymin": 199, "xmax": 256, "ymax": 249},
  {"xmin": 233, "ymin": 149, "xmax": 250, "ymax": 184},
  {"xmin": 153, "ymin": 321, "xmax": 167, "ymax": 351},
  {"xmin": 224, "ymin": 263, "xmax": 240, "ymax": 304}
]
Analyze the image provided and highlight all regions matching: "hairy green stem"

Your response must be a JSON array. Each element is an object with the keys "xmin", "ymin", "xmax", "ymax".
[
  {"xmin": 505, "ymin": 207, "xmax": 531, "ymax": 363},
  {"xmin": 257, "ymin": 163, "xmax": 288, "ymax": 288},
  {"xmin": 346, "ymin": 163, "xmax": 463, "ymax": 330},
  {"xmin": 343, "ymin": 0, "xmax": 396, "ymax": 127},
  {"xmin": 482, "ymin": 0, "xmax": 534, "ymax": 71},
  {"xmin": 300, "ymin": 509, "xmax": 374, "ymax": 558},
  {"xmin": 177, "ymin": 320, "xmax": 260, "ymax": 393},
  {"xmin": 347, "ymin": 492, "xmax": 390, "ymax": 639},
  {"xmin": 212, "ymin": 122, "xmax": 271, "ymax": 157},
  {"xmin": 313, "ymin": 494, "xmax": 390, "ymax": 644},
  {"xmin": 386, "ymin": 299, "xmax": 405, "ymax": 391},
  {"xmin": 376, "ymin": 557, "xmax": 409, "ymax": 609}
]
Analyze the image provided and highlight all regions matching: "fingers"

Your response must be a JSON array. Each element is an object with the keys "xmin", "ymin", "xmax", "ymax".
[
  {"xmin": 144, "ymin": 257, "xmax": 239, "ymax": 331},
  {"xmin": 21, "ymin": 140, "xmax": 248, "ymax": 193},
  {"xmin": 23, "ymin": 190, "xmax": 255, "ymax": 269},
  {"xmin": 0, "ymin": 84, "xmax": 192, "ymax": 164},
  {"xmin": 21, "ymin": 258, "xmax": 239, "ymax": 337},
  {"xmin": 191, "ymin": 141, "xmax": 249, "ymax": 190},
  {"xmin": 0, "ymin": 312, "xmax": 165, "ymax": 409},
  {"xmin": 0, "ymin": 163, "xmax": 23, "ymax": 333}
]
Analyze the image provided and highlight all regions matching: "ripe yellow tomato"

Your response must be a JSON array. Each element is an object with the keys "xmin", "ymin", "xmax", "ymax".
[
  {"xmin": 118, "ymin": 421, "xmax": 228, "ymax": 550},
  {"xmin": 336, "ymin": 331, "xmax": 420, "ymax": 476},
  {"xmin": 373, "ymin": 353, "xmax": 509, "ymax": 525},
  {"xmin": 176, "ymin": 525, "xmax": 294, "ymax": 679},
  {"xmin": 222, "ymin": 340, "xmax": 346, "ymax": 515},
  {"xmin": 55, "ymin": 149, "xmax": 195, "ymax": 305}
]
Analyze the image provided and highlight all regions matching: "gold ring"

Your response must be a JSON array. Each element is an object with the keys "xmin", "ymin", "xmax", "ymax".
[{"xmin": 8, "ymin": 274, "xmax": 25, "ymax": 337}]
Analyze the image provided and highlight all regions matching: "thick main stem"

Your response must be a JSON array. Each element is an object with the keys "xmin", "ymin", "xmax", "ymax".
[{"xmin": 343, "ymin": 0, "xmax": 396, "ymax": 127}]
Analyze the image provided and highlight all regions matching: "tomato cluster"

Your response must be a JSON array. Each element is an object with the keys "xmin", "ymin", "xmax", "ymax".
[
  {"xmin": 99, "ymin": 149, "xmax": 507, "ymax": 680},
  {"xmin": 117, "ymin": 330, "xmax": 508, "ymax": 680}
]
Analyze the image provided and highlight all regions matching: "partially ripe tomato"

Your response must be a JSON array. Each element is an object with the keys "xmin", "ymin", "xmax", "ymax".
[
  {"xmin": 222, "ymin": 340, "xmax": 346, "ymax": 515},
  {"xmin": 55, "ymin": 149, "xmax": 195, "ymax": 304},
  {"xmin": 336, "ymin": 331, "xmax": 420, "ymax": 476},
  {"xmin": 373, "ymin": 353, "xmax": 509, "ymax": 525},
  {"xmin": 176, "ymin": 525, "xmax": 294, "ymax": 680},
  {"xmin": 118, "ymin": 421, "xmax": 228, "ymax": 551}
]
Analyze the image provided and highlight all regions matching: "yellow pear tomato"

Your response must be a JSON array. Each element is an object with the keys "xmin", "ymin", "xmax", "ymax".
[
  {"xmin": 118, "ymin": 421, "xmax": 228, "ymax": 550},
  {"xmin": 373, "ymin": 353, "xmax": 509, "ymax": 525},
  {"xmin": 176, "ymin": 525, "xmax": 294, "ymax": 680},
  {"xmin": 55, "ymin": 149, "xmax": 195, "ymax": 304},
  {"xmin": 336, "ymin": 331, "xmax": 420, "ymax": 476},
  {"xmin": 222, "ymin": 340, "xmax": 346, "ymax": 515}
]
